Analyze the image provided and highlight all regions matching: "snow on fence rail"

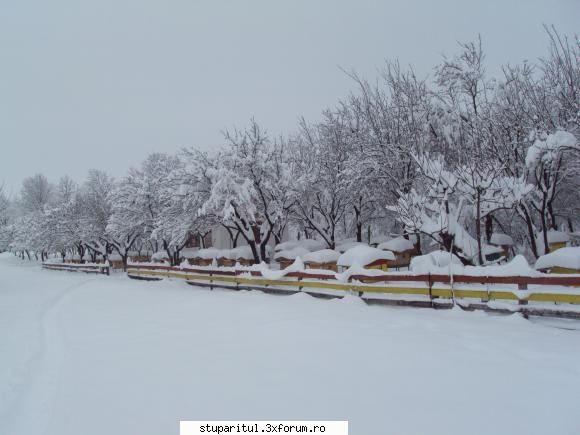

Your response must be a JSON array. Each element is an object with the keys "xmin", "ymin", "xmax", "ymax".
[
  {"xmin": 126, "ymin": 264, "xmax": 580, "ymax": 318},
  {"xmin": 42, "ymin": 262, "xmax": 110, "ymax": 275}
]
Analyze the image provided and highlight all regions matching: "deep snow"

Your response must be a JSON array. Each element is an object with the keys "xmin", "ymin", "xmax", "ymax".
[{"xmin": 1, "ymin": 252, "xmax": 580, "ymax": 435}]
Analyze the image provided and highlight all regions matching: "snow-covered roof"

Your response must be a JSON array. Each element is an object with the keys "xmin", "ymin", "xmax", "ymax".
[
  {"xmin": 302, "ymin": 249, "xmax": 341, "ymax": 264},
  {"xmin": 535, "ymin": 247, "xmax": 580, "ymax": 271},
  {"xmin": 534, "ymin": 230, "xmax": 570, "ymax": 254},
  {"xmin": 181, "ymin": 248, "xmax": 200, "ymax": 259},
  {"xmin": 411, "ymin": 251, "xmax": 540, "ymax": 276},
  {"xmin": 464, "ymin": 255, "xmax": 540, "ymax": 277},
  {"xmin": 229, "ymin": 246, "xmax": 254, "ymax": 260},
  {"xmin": 489, "ymin": 233, "xmax": 514, "ymax": 246},
  {"xmin": 274, "ymin": 247, "xmax": 310, "ymax": 261},
  {"xmin": 152, "ymin": 251, "xmax": 169, "ymax": 260},
  {"xmin": 410, "ymin": 250, "xmax": 463, "ymax": 274},
  {"xmin": 546, "ymin": 230, "xmax": 570, "ymax": 244},
  {"xmin": 336, "ymin": 241, "xmax": 367, "ymax": 253},
  {"xmin": 337, "ymin": 246, "xmax": 395, "ymax": 267},
  {"xmin": 377, "ymin": 237, "xmax": 414, "ymax": 253},
  {"xmin": 483, "ymin": 245, "xmax": 504, "ymax": 255},
  {"xmin": 195, "ymin": 247, "xmax": 222, "ymax": 259},
  {"xmin": 370, "ymin": 235, "xmax": 390, "ymax": 246},
  {"xmin": 108, "ymin": 253, "xmax": 122, "ymax": 261},
  {"xmin": 128, "ymin": 250, "xmax": 150, "ymax": 257},
  {"xmin": 274, "ymin": 239, "xmax": 325, "ymax": 252},
  {"xmin": 536, "ymin": 229, "xmax": 570, "ymax": 246}
]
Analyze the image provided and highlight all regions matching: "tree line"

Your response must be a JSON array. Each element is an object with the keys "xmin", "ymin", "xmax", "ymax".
[{"xmin": 0, "ymin": 27, "xmax": 578, "ymax": 267}]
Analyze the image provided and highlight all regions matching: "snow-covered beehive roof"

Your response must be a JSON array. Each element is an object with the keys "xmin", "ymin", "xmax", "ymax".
[
  {"xmin": 535, "ymin": 247, "xmax": 580, "ymax": 271},
  {"xmin": 536, "ymin": 229, "xmax": 570, "ymax": 245},
  {"xmin": 128, "ymin": 250, "xmax": 150, "ymax": 257},
  {"xmin": 335, "ymin": 241, "xmax": 368, "ymax": 253},
  {"xmin": 181, "ymin": 248, "xmax": 200, "ymax": 259},
  {"xmin": 377, "ymin": 237, "xmax": 415, "ymax": 253},
  {"xmin": 410, "ymin": 250, "xmax": 463, "ymax": 273},
  {"xmin": 489, "ymin": 233, "xmax": 514, "ymax": 246},
  {"xmin": 483, "ymin": 245, "xmax": 504, "ymax": 255},
  {"xmin": 152, "ymin": 251, "xmax": 169, "ymax": 260},
  {"xmin": 228, "ymin": 246, "xmax": 254, "ymax": 260},
  {"xmin": 370, "ymin": 235, "xmax": 391, "ymax": 246},
  {"xmin": 195, "ymin": 247, "xmax": 222, "ymax": 259},
  {"xmin": 337, "ymin": 245, "xmax": 395, "ymax": 267},
  {"xmin": 546, "ymin": 230, "xmax": 570, "ymax": 243},
  {"xmin": 274, "ymin": 239, "xmax": 325, "ymax": 252},
  {"xmin": 274, "ymin": 247, "xmax": 310, "ymax": 261},
  {"xmin": 302, "ymin": 249, "xmax": 341, "ymax": 264}
]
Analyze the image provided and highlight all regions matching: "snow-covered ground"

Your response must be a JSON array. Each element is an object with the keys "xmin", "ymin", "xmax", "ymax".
[{"xmin": 1, "ymin": 252, "xmax": 580, "ymax": 435}]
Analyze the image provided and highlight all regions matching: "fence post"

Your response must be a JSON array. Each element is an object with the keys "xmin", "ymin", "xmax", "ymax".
[{"xmin": 518, "ymin": 280, "xmax": 528, "ymax": 309}]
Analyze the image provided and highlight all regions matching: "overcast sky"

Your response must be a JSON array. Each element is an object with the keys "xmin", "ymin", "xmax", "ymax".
[{"xmin": 1, "ymin": 0, "xmax": 578, "ymax": 195}]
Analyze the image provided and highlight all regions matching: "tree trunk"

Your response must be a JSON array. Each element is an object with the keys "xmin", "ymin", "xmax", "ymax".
[
  {"xmin": 485, "ymin": 214, "xmax": 493, "ymax": 243},
  {"xmin": 547, "ymin": 201, "xmax": 557, "ymax": 230},
  {"xmin": 476, "ymin": 190, "xmax": 483, "ymax": 265},
  {"xmin": 519, "ymin": 204, "xmax": 538, "ymax": 258},
  {"xmin": 540, "ymin": 199, "xmax": 549, "ymax": 254},
  {"xmin": 354, "ymin": 203, "xmax": 362, "ymax": 242},
  {"xmin": 248, "ymin": 240, "xmax": 259, "ymax": 264}
]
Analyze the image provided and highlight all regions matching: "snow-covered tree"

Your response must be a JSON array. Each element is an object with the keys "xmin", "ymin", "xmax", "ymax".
[{"xmin": 201, "ymin": 120, "xmax": 294, "ymax": 262}]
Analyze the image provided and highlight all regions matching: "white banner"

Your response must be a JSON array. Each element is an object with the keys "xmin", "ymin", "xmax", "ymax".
[{"xmin": 181, "ymin": 421, "xmax": 348, "ymax": 435}]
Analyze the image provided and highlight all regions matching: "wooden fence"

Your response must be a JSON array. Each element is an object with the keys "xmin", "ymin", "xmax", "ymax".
[
  {"xmin": 42, "ymin": 262, "xmax": 110, "ymax": 275},
  {"xmin": 126, "ymin": 264, "xmax": 580, "ymax": 318}
]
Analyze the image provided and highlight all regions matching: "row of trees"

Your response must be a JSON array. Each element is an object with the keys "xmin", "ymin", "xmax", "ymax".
[{"xmin": 1, "ymin": 27, "xmax": 578, "ymax": 267}]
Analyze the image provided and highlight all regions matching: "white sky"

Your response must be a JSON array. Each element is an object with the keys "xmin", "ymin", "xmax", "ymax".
[{"xmin": 1, "ymin": 0, "xmax": 578, "ymax": 195}]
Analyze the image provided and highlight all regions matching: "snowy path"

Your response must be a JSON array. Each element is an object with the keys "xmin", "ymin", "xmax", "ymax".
[{"xmin": 1, "ymin": 252, "xmax": 580, "ymax": 435}]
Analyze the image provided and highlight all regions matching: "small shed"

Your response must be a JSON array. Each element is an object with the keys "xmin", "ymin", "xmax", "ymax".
[
  {"xmin": 180, "ymin": 248, "xmax": 200, "ymax": 266},
  {"xmin": 128, "ymin": 250, "xmax": 152, "ymax": 263},
  {"xmin": 229, "ymin": 246, "xmax": 256, "ymax": 267},
  {"xmin": 152, "ymin": 251, "xmax": 169, "ymax": 264},
  {"xmin": 192, "ymin": 248, "xmax": 221, "ymax": 266},
  {"xmin": 377, "ymin": 237, "xmax": 416, "ymax": 269},
  {"xmin": 302, "ymin": 249, "xmax": 341, "ymax": 272},
  {"xmin": 337, "ymin": 246, "xmax": 395, "ymax": 272},
  {"xmin": 216, "ymin": 249, "xmax": 236, "ymax": 267},
  {"xmin": 108, "ymin": 253, "xmax": 124, "ymax": 269},
  {"xmin": 274, "ymin": 247, "xmax": 310, "ymax": 269},
  {"xmin": 537, "ymin": 230, "xmax": 570, "ymax": 253},
  {"xmin": 483, "ymin": 245, "xmax": 505, "ymax": 262},
  {"xmin": 534, "ymin": 247, "xmax": 580, "ymax": 274},
  {"xmin": 66, "ymin": 253, "xmax": 85, "ymax": 264}
]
